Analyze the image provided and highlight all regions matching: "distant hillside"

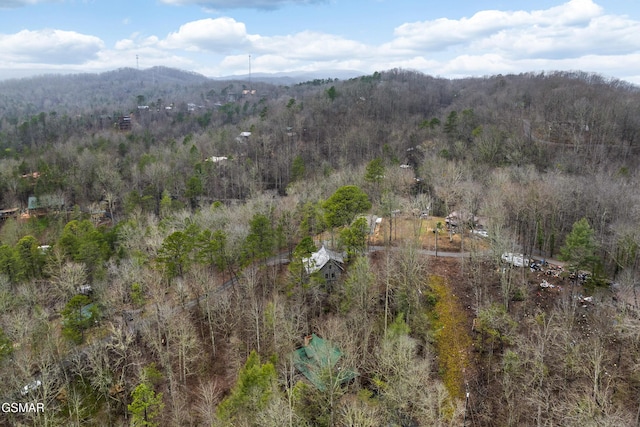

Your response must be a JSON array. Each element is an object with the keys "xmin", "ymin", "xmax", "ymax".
[
  {"xmin": 0, "ymin": 67, "xmax": 215, "ymax": 117},
  {"xmin": 214, "ymin": 69, "xmax": 366, "ymax": 85},
  {"xmin": 0, "ymin": 67, "xmax": 369, "ymax": 118}
]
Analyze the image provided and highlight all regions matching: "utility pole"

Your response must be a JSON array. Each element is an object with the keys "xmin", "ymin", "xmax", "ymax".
[{"xmin": 463, "ymin": 390, "xmax": 469, "ymax": 426}]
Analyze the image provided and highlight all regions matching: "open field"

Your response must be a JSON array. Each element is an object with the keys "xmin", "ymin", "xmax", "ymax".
[{"xmin": 370, "ymin": 214, "xmax": 490, "ymax": 253}]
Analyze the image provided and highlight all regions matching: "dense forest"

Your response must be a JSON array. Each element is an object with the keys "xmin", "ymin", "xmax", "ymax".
[{"xmin": 0, "ymin": 67, "xmax": 640, "ymax": 426}]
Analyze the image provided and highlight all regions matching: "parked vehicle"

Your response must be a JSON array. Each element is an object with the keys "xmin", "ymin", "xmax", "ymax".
[
  {"xmin": 501, "ymin": 252, "xmax": 530, "ymax": 267},
  {"xmin": 472, "ymin": 229, "xmax": 489, "ymax": 238},
  {"xmin": 20, "ymin": 380, "xmax": 41, "ymax": 396}
]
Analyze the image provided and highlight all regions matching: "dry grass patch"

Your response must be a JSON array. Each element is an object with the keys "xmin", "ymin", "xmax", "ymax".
[{"xmin": 429, "ymin": 275, "xmax": 472, "ymax": 400}]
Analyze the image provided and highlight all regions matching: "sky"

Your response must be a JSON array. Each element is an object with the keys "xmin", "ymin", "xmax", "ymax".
[{"xmin": 0, "ymin": 0, "xmax": 639, "ymax": 84}]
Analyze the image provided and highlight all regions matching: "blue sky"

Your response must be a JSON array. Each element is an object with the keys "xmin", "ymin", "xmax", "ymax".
[{"xmin": 0, "ymin": 0, "xmax": 639, "ymax": 84}]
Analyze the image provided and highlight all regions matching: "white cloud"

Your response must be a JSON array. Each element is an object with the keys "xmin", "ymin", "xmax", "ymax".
[
  {"xmin": 158, "ymin": 0, "xmax": 324, "ymax": 10},
  {"xmin": 0, "ymin": 0, "xmax": 50, "ymax": 8},
  {"xmin": 0, "ymin": 29, "xmax": 104, "ymax": 64},
  {"xmin": 471, "ymin": 11, "xmax": 640, "ymax": 60},
  {"xmin": 161, "ymin": 1, "xmax": 640, "ymax": 85},
  {"xmin": 383, "ymin": 0, "xmax": 606, "ymax": 54},
  {"xmin": 160, "ymin": 17, "xmax": 251, "ymax": 52},
  {"xmin": 115, "ymin": 35, "xmax": 161, "ymax": 52},
  {"xmin": 220, "ymin": 53, "xmax": 296, "ymax": 73},
  {"xmin": 1, "ymin": 0, "xmax": 640, "ymax": 85},
  {"xmin": 251, "ymin": 31, "xmax": 369, "ymax": 60}
]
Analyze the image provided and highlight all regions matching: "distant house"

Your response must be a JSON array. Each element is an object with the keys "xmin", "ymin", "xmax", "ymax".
[
  {"xmin": 77, "ymin": 284, "xmax": 93, "ymax": 296},
  {"xmin": 27, "ymin": 195, "xmax": 65, "ymax": 216},
  {"xmin": 445, "ymin": 211, "xmax": 477, "ymax": 229},
  {"xmin": 117, "ymin": 115, "xmax": 131, "ymax": 131},
  {"xmin": 236, "ymin": 132, "xmax": 252, "ymax": 142},
  {"xmin": 445, "ymin": 210, "xmax": 488, "ymax": 232},
  {"xmin": 21, "ymin": 172, "xmax": 41, "ymax": 179},
  {"xmin": 0, "ymin": 207, "xmax": 19, "ymax": 221},
  {"xmin": 89, "ymin": 209, "xmax": 111, "ymax": 226},
  {"xmin": 303, "ymin": 246, "xmax": 345, "ymax": 283},
  {"xmin": 205, "ymin": 156, "xmax": 228, "ymax": 163}
]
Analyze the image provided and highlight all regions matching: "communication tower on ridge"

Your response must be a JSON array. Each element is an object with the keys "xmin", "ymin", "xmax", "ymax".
[
  {"xmin": 245, "ymin": 54, "xmax": 256, "ymax": 95},
  {"xmin": 249, "ymin": 54, "xmax": 252, "ymax": 94}
]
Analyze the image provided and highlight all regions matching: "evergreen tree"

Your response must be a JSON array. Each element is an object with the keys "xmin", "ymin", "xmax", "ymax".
[
  {"xmin": 58, "ymin": 219, "xmax": 110, "ymax": 275},
  {"xmin": 0, "ymin": 244, "xmax": 23, "ymax": 283},
  {"xmin": 364, "ymin": 157, "xmax": 385, "ymax": 185},
  {"xmin": 289, "ymin": 236, "xmax": 318, "ymax": 285},
  {"xmin": 291, "ymin": 155, "xmax": 306, "ymax": 182},
  {"xmin": 128, "ymin": 382, "xmax": 164, "ymax": 427},
  {"xmin": 243, "ymin": 213, "xmax": 275, "ymax": 264},
  {"xmin": 16, "ymin": 235, "xmax": 44, "ymax": 280},
  {"xmin": 61, "ymin": 294, "xmax": 99, "ymax": 344},
  {"xmin": 339, "ymin": 217, "xmax": 369, "ymax": 258},
  {"xmin": 157, "ymin": 230, "xmax": 194, "ymax": 278},
  {"xmin": 559, "ymin": 217, "xmax": 600, "ymax": 278},
  {"xmin": 323, "ymin": 186, "xmax": 372, "ymax": 229},
  {"xmin": 217, "ymin": 350, "xmax": 277, "ymax": 424},
  {"xmin": 196, "ymin": 229, "xmax": 228, "ymax": 272}
]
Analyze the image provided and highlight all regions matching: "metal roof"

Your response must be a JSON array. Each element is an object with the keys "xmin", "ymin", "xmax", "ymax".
[
  {"xmin": 291, "ymin": 334, "xmax": 357, "ymax": 391},
  {"xmin": 302, "ymin": 246, "xmax": 344, "ymax": 274}
]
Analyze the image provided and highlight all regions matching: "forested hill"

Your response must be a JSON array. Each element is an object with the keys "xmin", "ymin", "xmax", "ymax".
[
  {"xmin": 1, "ymin": 68, "xmax": 639, "ymax": 181},
  {"xmin": 0, "ymin": 67, "xmax": 212, "ymax": 117},
  {"xmin": 0, "ymin": 68, "xmax": 639, "ymax": 235},
  {"xmin": 1, "ymin": 67, "xmax": 639, "ymax": 262},
  {"xmin": 2, "ymin": 68, "xmax": 640, "ymax": 425}
]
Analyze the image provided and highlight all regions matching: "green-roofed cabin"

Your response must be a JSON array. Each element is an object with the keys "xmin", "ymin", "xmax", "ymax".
[
  {"xmin": 291, "ymin": 334, "xmax": 357, "ymax": 391},
  {"xmin": 27, "ymin": 195, "xmax": 65, "ymax": 216}
]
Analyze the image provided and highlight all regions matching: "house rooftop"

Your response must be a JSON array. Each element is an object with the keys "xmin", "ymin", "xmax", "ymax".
[
  {"xmin": 302, "ymin": 246, "xmax": 344, "ymax": 274},
  {"xmin": 27, "ymin": 195, "xmax": 65, "ymax": 210},
  {"xmin": 291, "ymin": 334, "xmax": 357, "ymax": 391}
]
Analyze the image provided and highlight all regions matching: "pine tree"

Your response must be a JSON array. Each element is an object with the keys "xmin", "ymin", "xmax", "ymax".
[{"xmin": 128, "ymin": 382, "xmax": 164, "ymax": 427}]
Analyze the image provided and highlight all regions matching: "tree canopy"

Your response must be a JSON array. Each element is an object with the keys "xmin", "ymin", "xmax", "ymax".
[
  {"xmin": 216, "ymin": 350, "xmax": 277, "ymax": 424},
  {"xmin": 242, "ymin": 213, "xmax": 276, "ymax": 264},
  {"xmin": 128, "ymin": 382, "xmax": 164, "ymax": 427},
  {"xmin": 61, "ymin": 294, "xmax": 100, "ymax": 344},
  {"xmin": 364, "ymin": 157, "xmax": 385, "ymax": 184},
  {"xmin": 322, "ymin": 185, "xmax": 372, "ymax": 229},
  {"xmin": 559, "ymin": 217, "xmax": 600, "ymax": 274}
]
